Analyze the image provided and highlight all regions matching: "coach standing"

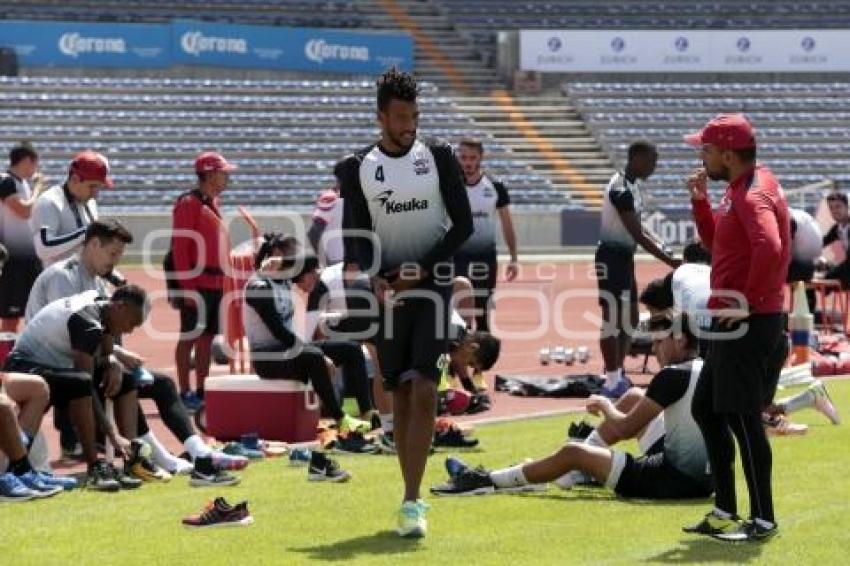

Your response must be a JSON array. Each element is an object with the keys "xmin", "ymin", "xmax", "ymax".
[
  {"xmin": 683, "ymin": 114, "xmax": 790, "ymax": 543},
  {"xmin": 170, "ymin": 152, "xmax": 234, "ymax": 412}
]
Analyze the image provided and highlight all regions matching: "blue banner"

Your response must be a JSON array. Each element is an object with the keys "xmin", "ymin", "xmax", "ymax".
[
  {"xmin": 171, "ymin": 20, "xmax": 412, "ymax": 73},
  {"xmin": 0, "ymin": 20, "xmax": 170, "ymax": 68}
]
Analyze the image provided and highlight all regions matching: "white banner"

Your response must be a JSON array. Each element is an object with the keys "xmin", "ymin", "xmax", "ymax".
[{"xmin": 520, "ymin": 30, "xmax": 850, "ymax": 72}]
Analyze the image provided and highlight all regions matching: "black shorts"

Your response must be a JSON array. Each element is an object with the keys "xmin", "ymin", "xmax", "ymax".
[
  {"xmin": 0, "ymin": 255, "xmax": 41, "ymax": 318},
  {"xmin": 375, "ymin": 278, "xmax": 451, "ymax": 391},
  {"xmin": 698, "ymin": 314, "xmax": 788, "ymax": 413},
  {"xmin": 615, "ymin": 450, "xmax": 714, "ymax": 500},
  {"xmin": 179, "ymin": 288, "xmax": 223, "ymax": 337},
  {"xmin": 787, "ymin": 258, "xmax": 815, "ymax": 282},
  {"xmin": 453, "ymin": 250, "xmax": 498, "ymax": 294},
  {"xmin": 3, "ymin": 354, "xmax": 91, "ymax": 408},
  {"xmin": 594, "ymin": 243, "xmax": 637, "ymax": 306}
]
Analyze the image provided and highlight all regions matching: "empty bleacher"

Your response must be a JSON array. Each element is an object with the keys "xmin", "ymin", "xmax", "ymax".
[
  {"xmin": 564, "ymin": 81, "xmax": 850, "ymax": 210},
  {"xmin": 0, "ymin": 76, "xmax": 572, "ymax": 210},
  {"xmin": 433, "ymin": 0, "xmax": 850, "ymax": 71}
]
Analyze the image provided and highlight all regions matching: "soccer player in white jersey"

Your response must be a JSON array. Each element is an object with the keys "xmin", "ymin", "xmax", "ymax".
[
  {"xmin": 433, "ymin": 312, "xmax": 712, "ymax": 502},
  {"xmin": 453, "ymin": 137, "xmax": 518, "ymax": 332},
  {"xmin": 337, "ymin": 68, "xmax": 473, "ymax": 537},
  {"xmin": 0, "ymin": 142, "xmax": 44, "ymax": 332},
  {"xmin": 787, "ymin": 207, "xmax": 822, "ymax": 312},
  {"xmin": 594, "ymin": 141, "xmax": 678, "ymax": 399}
]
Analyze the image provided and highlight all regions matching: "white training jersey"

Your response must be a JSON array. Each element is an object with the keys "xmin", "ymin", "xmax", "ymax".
[
  {"xmin": 30, "ymin": 184, "xmax": 98, "ymax": 266},
  {"xmin": 312, "ymin": 189, "xmax": 344, "ymax": 265},
  {"xmin": 789, "ymin": 207, "xmax": 823, "ymax": 262},
  {"xmin": 671, "ymin": 263, "xmax": 712, "ymax": 329},
  {"xmin": 13, "ymin": 290, "xmax": 105, "ymax": 369},
  {"xmin": 25, "ymin": 255, "xmax": 107, "ymax": 322},
  {"xmin": 303, "ymin": 262, "xmax": 347, "ymax": 340},
  {"xmin": 243, "ymin": 273, "xmax": 297, "ymax": 351},
  {"xmin": 0, "ymin": 171, "xmax": 36, "ymax": 256},
  {"xmin": 457, "ymin": 173, "xmax": 510, "ymax": 255},
  {"xmin": 599, "ymin": 172, "xmax": 645, "ymax": 249}
]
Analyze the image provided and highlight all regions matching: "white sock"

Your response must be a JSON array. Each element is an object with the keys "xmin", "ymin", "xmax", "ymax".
[
  {"xmin": 753, "ymin": 518, "xmax": 775, "ymax": 529},
  {"xmin": 380, "ymin": 413, "xmax": 394, "ymax": 434},
  {"xmin": 490, "ymin": 464, "xmax": 528, "ymax": 489},
  {"xmin": 184, "ymin": 435, "xmax": 212, "ymax": 460},
  {"xmin": 141, "ymin": 432, "xmax": 187, "ymax": 472},
  {"xmin": 554, "ymin": 470, "xmax": 584, "ymax": 490},
  {"xmin": 713, "ymin": 507, "xmax": 733, "ymax": 520},
  {"xmin": 780, "ymin": 389, "xmax": 816, "ymax": 414},
  {"xmin": 585, "ymin": 430, "xmax": 608, "ymax": 449},
  {"xmin": 605, "ymin": 370, "xmax": 621, "ymax": 388}
]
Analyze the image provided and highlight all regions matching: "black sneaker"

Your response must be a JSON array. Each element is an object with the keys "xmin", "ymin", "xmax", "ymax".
[
  {"xmin": 85, "ymin": 460, "xmax": 121, "ymax": 493},
  {"xmin": 568, "ymin": 420, "xmax": 596, "ymax": 441},
  {"xmin": 712, "ymin": 520, "xmax": 778, "ymax": 543},
  {"xmin": 434, "ymin": 427, "xmax": 479, "ymax": 448},
  {"xmin": 307, "ymin": 452, "xmax": 351, "ymax": 482},
  {"xmin": 108, "ymin": 463, "xmax": 142, "ymax": 490},
  {"xmin": 189, "ymin": 456, "xmax": 241, "ymax": 487},
  {"xmin": 431, "ymin": 466, "xmax": 495, "ymax": 496},
  {"xmin": 332, "ymin": 432, "xmax": 379, "ymax": 454},
  {"xmin": 465, "ymin": 393, "xmax": 491, "ymax": 415}
]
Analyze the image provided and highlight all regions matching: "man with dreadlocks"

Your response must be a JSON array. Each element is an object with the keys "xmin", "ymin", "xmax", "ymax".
[{"xmin": 336, "ymin": 67, "xmax": 473, "ymax": 537}]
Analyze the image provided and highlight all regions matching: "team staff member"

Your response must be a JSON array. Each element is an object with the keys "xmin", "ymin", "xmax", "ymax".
[
  {"xmin": 684, "ymin": 113, "xmax": 790, "ymax": 543},
  {"xmin": 0, "ymin": 142, "xmax": 44, "ymax": 332},
  {"xmin": 30, "ymin": 150, "xmax": 111, "ymax": 459},
  {"xmin": 338, "ymin": 68, "xmax": 473, "ymax": 538},
  {"xmin": 169, "ymin": 152, "xmax": 234, "ymax": 411},
  {"xmin": 31, "ymin": 151, "xmax": 109, "ymax": 266},
  {"xmin": 453, "ymin": 138, "xmax": 518, "ymax": 332},
  {"xmin": 820, "ymin": 191, "xmax": 850, "ymax": 288},
  {"xmin": 595, "ymin": 141, "xmax": 679, "ymax": 399}
]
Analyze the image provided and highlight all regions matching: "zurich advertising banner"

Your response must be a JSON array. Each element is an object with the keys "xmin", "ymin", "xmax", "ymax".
[
  {"xmin": 172, "ymin": 20, "xmax": 412, "ymax": 73},
  {"xmin": 521, "ymin": 29, "xmax": 850, "ymax": 73},
  {"xmin": 0, "ymin": 20, "xmax": 170, "ymax": 68}
]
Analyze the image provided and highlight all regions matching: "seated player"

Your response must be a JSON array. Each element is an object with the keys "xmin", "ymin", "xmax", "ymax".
[
  {"xmin": 4, "ymin": 287, "xmax": 148, "ymax": 492},
  {"xmin": 25, "ymin": 219, "xmax": 247, "ymax": 478},
  {"xmin": 432, "ymin": 311, "xmax": 714, "ymax": 501},
  {"xmin": 243, "ymin": 232, "xmax": 373, "ymax": 435},
  {"xmin": 0, "ymin": 374, "xmax": 78, "ymax": 500}
]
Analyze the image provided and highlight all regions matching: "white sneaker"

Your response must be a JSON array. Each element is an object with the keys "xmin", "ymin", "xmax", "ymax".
[{"xmin": 811, "ymin": 380, "xmax": 841, "ymax": 425}]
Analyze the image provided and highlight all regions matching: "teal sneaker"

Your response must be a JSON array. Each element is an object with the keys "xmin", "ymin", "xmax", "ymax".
[{"xmin": 397, "ymin": 499, "xmax": 428, "ymax": 538}]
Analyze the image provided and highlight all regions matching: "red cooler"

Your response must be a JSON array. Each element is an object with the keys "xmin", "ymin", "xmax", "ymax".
[{"xmin": 205, "ymin": 374, "xmax": 319, "ymax": 442}]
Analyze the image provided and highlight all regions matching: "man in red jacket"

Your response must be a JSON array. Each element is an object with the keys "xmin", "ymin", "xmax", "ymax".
[
  {"xmin": 682, "ymin": 114, "xmax": 790, "ymax": 543},
  {"xmin": 171, "ymin": 152, "xmax": 235, "ymax": 412}
]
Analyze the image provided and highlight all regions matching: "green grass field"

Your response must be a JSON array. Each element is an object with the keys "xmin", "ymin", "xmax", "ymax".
[{"xmin": 4, "ymin": 381, "xmax": 850, "ymax": 565}]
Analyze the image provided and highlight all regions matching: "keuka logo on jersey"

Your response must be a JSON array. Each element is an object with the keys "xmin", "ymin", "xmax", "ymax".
[{"xmin": 373, "ymin": 189, "xmax": 429, "ymax": 214}]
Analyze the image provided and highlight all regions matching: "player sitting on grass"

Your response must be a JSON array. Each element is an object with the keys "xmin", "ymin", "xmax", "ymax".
[
  {"xmin": 432, "ymin": 311, "xmax": 713, "ymax": 501},
  {"xmin": 0, "ymin": 373, "xmax": 78, "ymax": 500}
]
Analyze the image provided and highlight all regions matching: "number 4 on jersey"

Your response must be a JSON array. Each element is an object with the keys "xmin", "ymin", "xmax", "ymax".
[{"xmin": 375, "ymin": 166, "xmax": 385, "ymax": 183}]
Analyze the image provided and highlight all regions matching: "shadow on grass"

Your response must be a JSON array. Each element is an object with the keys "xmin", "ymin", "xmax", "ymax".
[
  {"xmin": 644, "ymin": 537, "xmax": 763, "ymax": 563},
  {"xmin": 289, "ymin": 530, "xmax": 423, "ymax": 561}
]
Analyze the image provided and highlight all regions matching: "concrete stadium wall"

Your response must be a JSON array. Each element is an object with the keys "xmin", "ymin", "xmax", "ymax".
[{"xmin": 108, "ymin": 206, "xmax": 577, "ymax": 263}]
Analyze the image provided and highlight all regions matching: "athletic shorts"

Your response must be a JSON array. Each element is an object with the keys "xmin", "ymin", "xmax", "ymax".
[
  {"xmin": 787, "ymin": 258, "xmax": 815, "ymax": 283},
  {"xmin": 3, "ymin": 354, "xmax": 91, "ymax": 408},
  {"xmin": 594, "ymin": 243, "xmax": 636, "ymax": 306},
  {"xmin": 613, "ymin": 445, "xmax": 713, "ymax": 500},
  {"xmin": 374, "ymin": 278, "xmax": 451, "ymax": 391},
  {"xmin": 0, "ymin": 255, "xmax": 41, "ymax": 318},
  {"xmin": 179, "ymin": 288, "xmax": 223, "ymax": 337},
  {"xmin": 453, "ymin": 249, "xmax": 498, "ymax": 294},
  {"xmin": 699, "ymin": 314, "xmax": 788, "ymax": 413}
]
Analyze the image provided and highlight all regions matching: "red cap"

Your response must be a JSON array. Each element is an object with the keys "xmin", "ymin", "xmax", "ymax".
[
  {"xmin": 69, "ymin": 151, "xmax": 113, "ymax": 188},
  {"xmin": 194, "ymin": 152, "xmax": 237, "ymax": 174},
  {"xmin": 684, "ymin": 113, "xmax": 756, "ymax": 150}
]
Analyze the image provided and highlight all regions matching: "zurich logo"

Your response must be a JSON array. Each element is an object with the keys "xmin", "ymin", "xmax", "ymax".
[
  {"xmin": 611, "ymin": 37, "xmax": 625, "ymax": 52},
  {"xmin": 674, "ymin": 36, "xmax": 689, "ymax": 52},
  {"xmin": 736, "ymin": 37, "xmax": 751, "ymax": 52},
  {"xmin": 547, "ymin": 37, "xmax": 562, "ymax": 52},
  {"xmin": 801, "ymin": 36, "xmax": 816, "ymax": 52}
]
